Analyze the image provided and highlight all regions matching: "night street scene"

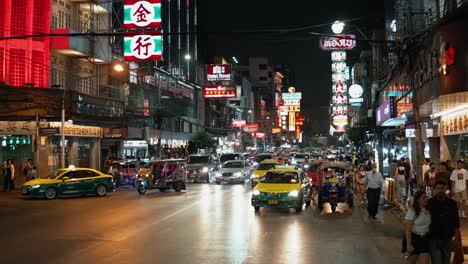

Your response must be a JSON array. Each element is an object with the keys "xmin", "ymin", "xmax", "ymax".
[{"xmin": 1, "ymin": 0, "xmax": 468, "ymax": 263}]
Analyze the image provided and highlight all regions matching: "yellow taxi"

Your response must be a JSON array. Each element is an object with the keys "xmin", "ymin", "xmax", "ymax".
[
  {"xmin": 251, "ymin": 166, "xmax": 312, "ymax": 212},
  {"xmin": 22, "ymin": 166, "xmax": 115, "ymax": 199},
  {"xmin": 250, "ymin": 159, "xmax": 278, "ymax": 188}
]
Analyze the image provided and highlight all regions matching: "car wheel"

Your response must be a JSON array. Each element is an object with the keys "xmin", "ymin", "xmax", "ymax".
[
  {"xmin": 137, "ymin": 185, "xmax": 147, "ymax": 195},
  {"xmin": 44, "ymin": 187, "xmax": 57, "ymax": 200},
  {"xmin": 96, "ymin": 185, "xmax": 107, "ymax": 197},
  {"xmin": 296, "ymin": 196, "xmax": 304, "ymax": 212},
  {"xmin": 174, "ymin": 182, "xmax": 183, "ymax": 192}
]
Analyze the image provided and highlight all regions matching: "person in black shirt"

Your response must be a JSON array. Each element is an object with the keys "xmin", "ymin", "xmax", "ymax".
[{"xmin": 427, "ymin": 180, "xmax": 461, "ymax": 264}]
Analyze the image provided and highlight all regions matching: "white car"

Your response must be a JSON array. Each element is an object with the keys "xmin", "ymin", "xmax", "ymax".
[{"xmin": 215, "ymin": 160, "xmax": 249, "ymax": 184}]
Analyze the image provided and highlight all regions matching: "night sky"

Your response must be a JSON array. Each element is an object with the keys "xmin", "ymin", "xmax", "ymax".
[{"xmin": 199, "ymin": 0, "xmax": 385, "ymax": 133}]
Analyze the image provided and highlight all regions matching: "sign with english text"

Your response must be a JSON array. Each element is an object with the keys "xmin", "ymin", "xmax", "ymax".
[{"xmin": 206, "ymin": 64, "xmax": 232, "ymax": 82}]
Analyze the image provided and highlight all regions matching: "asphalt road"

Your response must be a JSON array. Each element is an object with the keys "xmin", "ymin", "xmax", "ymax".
[{"xmin": 0, "ymin": 184, "xmax": 404, "ymax": 264}]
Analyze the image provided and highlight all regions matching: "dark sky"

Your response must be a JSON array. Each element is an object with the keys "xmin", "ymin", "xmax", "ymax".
[{"xmin": 199, "ymin": 1, "xmax": 385, "ymax": 133}]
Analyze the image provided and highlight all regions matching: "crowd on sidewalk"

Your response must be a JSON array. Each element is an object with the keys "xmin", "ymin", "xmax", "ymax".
[
  {"xmin": 352, "ymin": 156, "xmax": 468, "ymax": 264},
  {"xmin": 1, "ymin": 159, "xmax": 37, "ymax": 192}
]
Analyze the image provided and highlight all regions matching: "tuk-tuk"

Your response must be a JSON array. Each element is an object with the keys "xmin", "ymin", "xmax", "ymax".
[
  {"xmin": 317, "ymin": 161, "xmax": 354, "ymax": 212},
  {"xmin": 136, "ymin": 159, "xmax": 186, "ymax": 194}
]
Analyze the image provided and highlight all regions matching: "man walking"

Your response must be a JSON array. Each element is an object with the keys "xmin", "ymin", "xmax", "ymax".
[
  {"xmin": 427, "ymin": 180, "xmax": 460, "ymax": 264},
  {"xmin": 436, "ymin": 162, "xmax": 451, "ymax": 187},
  {"xmin": 450, "ymin": 160, "xmax": 468, "ymax": 219},
  {"xmin": 364, "ymin": 163, "xmax": 384, "ymax": 219}
]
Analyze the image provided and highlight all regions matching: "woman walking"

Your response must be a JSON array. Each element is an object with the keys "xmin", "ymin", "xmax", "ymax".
[
  {"xmin": 396, "ymin": 164, "xmax": 407, "ymax": 204},
  {"xmin": 354, "ymin": 165, "xmax": 367, "ymax": 204},
  {"xmin": 404, "ymin": 191, "xmax": 431, "ymax": 264}
]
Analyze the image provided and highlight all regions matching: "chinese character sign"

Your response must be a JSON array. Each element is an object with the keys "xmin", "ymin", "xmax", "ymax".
[
  {"xmin": 124, "ymin": 35, "xmax": 162, "ymax": 61},
  {"xmin": 124, "ymin": 0, "xmax": 162, "ymax": 29}
]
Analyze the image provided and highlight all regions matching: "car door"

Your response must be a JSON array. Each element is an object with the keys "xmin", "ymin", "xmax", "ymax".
[
  {"xmin": 74, "ymin": 170, "xmax": 98, "ymax": 194},
  {"xmin": 58, "ymin": 171, "xmax": 80, "ymax": 195}
]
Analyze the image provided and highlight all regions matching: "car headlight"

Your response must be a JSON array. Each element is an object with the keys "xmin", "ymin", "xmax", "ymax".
[
  {"xmin": 289, "ymin": 190, "xmax": 299, "ymax": 197},
  {"xmin": 291, "ymin": 160, "xmax": 297, "ymax": 165},
  {"xmin": 31, "ymin": 185, "xmax": 41, "ymax": 189},
  {"xmin": 303, "ymin": 164, "xmax": 309, "ymax": 169},
  {"xmin": 252, "ymin": 190, "xmax": 260, "ymax": 196},
  {"xmin": 202, "ymin": 167, "xmax": 209, "ymax": 173},
  {"xmin": 234, "ymin": 172, "xmax": 243, "ymax": 177},
  {"xmin": 251, "ymin": 173, "xmax": 260, "ymax": 179}
]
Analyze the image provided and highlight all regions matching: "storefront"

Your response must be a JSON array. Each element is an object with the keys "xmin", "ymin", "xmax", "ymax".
[
  {"xmin": 435, "ymin": 103, "xmax": 468, "ymax": 162},
  {"xmin": 41, "ymin": 122, "xmax": 102, "ymax": 172}
]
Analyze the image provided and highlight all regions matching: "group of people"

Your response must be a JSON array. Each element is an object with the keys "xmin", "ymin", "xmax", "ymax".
[{"xmin": 1, "ymin": 159, "xmax": 37, "ymax": 192}]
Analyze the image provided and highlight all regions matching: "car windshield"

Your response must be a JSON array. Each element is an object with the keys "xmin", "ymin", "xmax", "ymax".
[
  {"xmin": 188, "ymin": 156, "xmax": 210, "ymax": 164},
  {"xmin": 261, "ymin": 172, "xmax": 299, "ymax": 184},
  {"xmin": 223, "ymin": 161, "xmax": 243, "ymax": 168},
  {"xmin": 295, "ymin": 154, "xmax": 308, "ymax": 159},
  {"xmin": 220, "ymin": 154, "xmax": 240, "ymax": 162},
  {"xmin": 47, "ymin": 169, "xmax": 68, "ymax": 179},
  {"xmin": 256, "ymin": 163, "xmax": 276, "ymax": 170}
]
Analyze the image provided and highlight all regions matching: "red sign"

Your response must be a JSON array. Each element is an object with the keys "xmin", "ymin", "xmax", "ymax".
[
  {"xmin": 445, "ymin": 47, "xmax": 455, "ymax": 66},
  {"xmin": 255, "ymin": 132, "xmax": 266, "ymax": 139},
  {"xmin": 243, "ymin": 124, "xmax": 259, "ymax": 133},
  {"xmin": 144, "ymin": 99, "xmax": 150, "ymax": 116},
  {"xmin": 203, "ymin": 86, "xmax": 236, "ymax": 98},
  {"xmin": 295, "ymin": 126, "xmax": 301, "ymax": 140},
  {"xmin": 206, "ymin": 64, "xmax": 231, "ymax": 82},
  {"xmin": 232, "ymin": 119, "xmax": 246, "ymax": 128},
  {"xmin": 320, "ymin": 35, "xmax": 356, "ymax": 50}
]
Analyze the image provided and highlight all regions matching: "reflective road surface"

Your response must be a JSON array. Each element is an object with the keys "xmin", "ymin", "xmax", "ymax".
[{"xmin": 0, "ymin": 184, "xmax": 404, "ymax": 264}]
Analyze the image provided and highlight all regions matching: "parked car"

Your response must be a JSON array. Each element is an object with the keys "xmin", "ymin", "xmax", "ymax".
[{"xmin": 22, "ymin": 167, "xmax": 115, "ymax": 199}]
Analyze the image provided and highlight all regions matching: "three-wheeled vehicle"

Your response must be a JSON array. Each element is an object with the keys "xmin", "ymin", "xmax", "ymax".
[
  {"xmin": 317, "ymin": 162, "xmax": 354, "ymax": 212},
  {"xmin": 136, "ymin": 159, "xmax": 186, "ymax": 194}
]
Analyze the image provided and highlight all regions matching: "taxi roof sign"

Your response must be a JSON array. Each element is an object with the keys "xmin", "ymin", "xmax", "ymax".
[{"xmin": 274, "ymin": 165, "xmax": 297, "ymax": 169}]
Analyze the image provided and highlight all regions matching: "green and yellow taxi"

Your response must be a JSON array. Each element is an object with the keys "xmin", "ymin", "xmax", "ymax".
[
  {"xmin": 250, "ymin": 159, "xmax": 278, "ymax": 188},
  {"xmin": 251, "ymin": 166, "xmax": 312, "ymax": 212},
  {"xmin": 22, "ymin": 166, "xmax": 115, "ymax": 199}
]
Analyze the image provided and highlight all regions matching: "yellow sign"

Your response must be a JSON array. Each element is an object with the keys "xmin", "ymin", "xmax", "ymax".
[
  {"xmin": 0, "ymin": 121, "xmax": 37, "ymax": 135},
  {"xmin": 288, "ymin": 106, "xmax": 300, "ymax": 112},
  {"xmin": 288, "ymin": 112, "xmax": 296, "ymax": 131},
  {"xmin": 288, "ymin": 87, "xmax": 296, "ymax": 93},
  {"xmin": 271, "ymin": 128, "xmax": 281, "ymax": 134},
  {"xmin": 440, "ymin": 110, "xmax": 468, "ymax": 136}
]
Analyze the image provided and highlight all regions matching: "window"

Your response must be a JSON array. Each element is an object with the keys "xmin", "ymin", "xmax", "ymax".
[
  {"xmin": 31, "ymin": 51, "xmax": 44, "ymax": 87},
  {"xmin": 259, "ymin": 64, "xmax": 267, "ymax": 70},
  {"xmin": 75, "ymin": 170, "xmax": 99, "ymax": 179},
  {"xmin": 9, "ymin": 49, "xmax": 26, "ymax": 87},
  {"xmin": 11, "ymin": 0, "xmax": 26, "ymax": 36}
]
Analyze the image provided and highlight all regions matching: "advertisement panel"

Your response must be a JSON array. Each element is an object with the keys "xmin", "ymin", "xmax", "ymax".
[
  {"xmin": 288, "ymin": 112, "xmax": 296, "ymax": 131},
  {"xmin": 232, "ymin": 119, "xmax": 246, "ymax": 128},
  {"xmin": 282, "ymin": 92, "xmax": 302, "ymax": 100},
  {"xmin": 255, "ymin": 132, "xmax": 266, "ymax": 139},
  {"xmin": 271, "ymin": 128, "xmax": 281, "ymax": 134},
  {"xmin": 320, "ymin": 35, "xmax": 356, "ymax": 50},
  {"xmin": 283, "ymin": 99, "xmax": 301, "ymax": 106},
  {"xmin": 376, "ymin": 98, "xmax": 396, "ymax": 126},
  {"xmin": 124, "ymin": 0, "xmax": 162, "ymax": 29},
  {"xmin": 331, "ymin": 51, "xmax": 346, "ymax": 61},
  {"xmin": 203, "ymin": 85, "xmax": 237, "ymax": 98},
  {"xmin": 243, "ymin": 124, "xmax": 259, "ymax": 133},
  {"xmin": 206, "ymin": 64, "xmax": 231, "ymax": 82}
]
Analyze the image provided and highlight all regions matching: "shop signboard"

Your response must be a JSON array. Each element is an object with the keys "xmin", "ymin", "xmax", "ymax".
[
  {"xmin": 405, "ymin": 128, "xmax": 434, "ymax": 138},
  {"xmin": 332, "ymin": 82, "xmax": 347, "ymax": 93},
  {"xmin": 271, "ymin": 128, "xmax": 281, "ymax": 134},
  {"xmin": 288, "ymin": 112, "xmax": 296, "ymax": 131},
  {"xmin": 348, "ymin": 84, "xmax": 364, "ymax": 105},
  {"xmin": 232, "ymin": 119, "xmax": 246, "ymax": 128},
  {"xmin": 440, "ymin": 110, "xmax": 468, "ymax": 136},
  {"xmin": 206, "ymin": 64, "xmax": 231, "ymax": 82},
  {"xmin": 124, "ymin": 0, "xmax": 162, "ymax": 29},
  {"xmin": 48, "ymin": 122, "xmax": 102, "ymax": 137},
  {"xmin": 320, "ymin": 35, "xmax": 356, "ymax": 50},
  {"xmin": 376, "ymin": 98, "xmax": 396, "ymax": 126},
  {"xmin": 397, "ymin": 102, "xmax": 413, "ymax": 116},
  {"xmin": 282, "ymin": 92, "xmax": 302, "ymax": 100},
  {"xmin": 0, "ymin": 121, "xmax": 37, "ymax": 135},
  {"xmin": 288, "ymin": 106, "xmax": 300, "ymax": 112},
  {"xmin": 332, "ymin": 115, "xmax": 348, "ymax": 126},
  {"xmin": 243, "ymin": 124, "xmax": 259, "ymax": 133},
  {"xmin": 332, "ymin": 105, "xmax": 348, "ymax": 115},
  {"xmin": 203, "ymin": 85, "xmax": 237, "ymax": 98},
  {"xmin": 332, "ymin": 62, "xmax": 347, "ymax": 73},
  {"xmin": 332, "ymin": 72, "xmax": 348, "ymax": 83},
  {"xmin": 283, "ymin": 99, "xmax": 301, "ymax": 106},
  {"xmin": 296, "ymin": 126, "xmax": 301, "ymax": 140},
  {"xmin": 331, "ymin": 51, "xmax": 346, "ymax": 61},
  {"xmin": 255, "ymin": 132, "xmax": 266, "ymax": 139},
  {"xmin": 332, "ymin": 93, "xmax": 347, "ymax": 105},
  {"xmin": 124, "ymin": 34, "xmax": 162, "ymax": 61},
  {"xmin": 124, "ymin": 140, "xmax": 148, "ymax": 148}
]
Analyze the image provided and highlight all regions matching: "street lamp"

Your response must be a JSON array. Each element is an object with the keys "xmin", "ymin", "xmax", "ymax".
[
  {"xmin": 113, "ymin": 63, "xmax": 125, "ymax": 73},
  {"xmin": 332, "ymin": 20, "xmax": 345, "ymax": 34},
  {"xmin": 184, "ymin": 54, "xmax": 191, "ymax": 60}
]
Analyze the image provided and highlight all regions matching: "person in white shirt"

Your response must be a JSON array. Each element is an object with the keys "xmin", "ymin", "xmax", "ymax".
[
  {"xmin": 450, "ymin": 160, "xmax": 468, "ymax": 219},
  {"xmin": 421, "ymin": 159, "xmax": 430, "ymax": 181},
  {"xmin": 405, "ymin": 190, "xmax": 431, "ymax": 264}
]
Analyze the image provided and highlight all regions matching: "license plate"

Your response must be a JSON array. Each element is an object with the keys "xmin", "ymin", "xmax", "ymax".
[
  {"xmin": 268, "ymin": 200, "xmax": 279, "ymax": 205},
  {"xmin": 329, "ymin": 178, "xmax": 339, "ymax": 183}
]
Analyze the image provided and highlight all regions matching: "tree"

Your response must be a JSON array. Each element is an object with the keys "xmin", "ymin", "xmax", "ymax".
[{"xmin": 192, "ymin": 131, "xmax": 215, "ymax": 149}]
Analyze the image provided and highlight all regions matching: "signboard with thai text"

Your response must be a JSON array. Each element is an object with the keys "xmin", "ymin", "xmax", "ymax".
[
  {"xmin": 282, "ymin": 92, "xmax": 302, "ymax": 100},
  {"xmin": 243, "ymin": 124, "xmax": 259, "ymax": 133},
  {"xmin": 320, "ymin": 35, "xmax": 356, "ymax": 50}
]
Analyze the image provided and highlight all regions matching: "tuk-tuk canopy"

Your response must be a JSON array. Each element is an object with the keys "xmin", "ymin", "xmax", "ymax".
[{"xmin": 319, "ymin": 161, "xmax": 352, "ymax": 171}]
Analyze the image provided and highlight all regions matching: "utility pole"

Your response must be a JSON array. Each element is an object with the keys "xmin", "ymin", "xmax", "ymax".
[{"xmin": 61, "ymin": 88, "xmax": 66, "ymax": 168}]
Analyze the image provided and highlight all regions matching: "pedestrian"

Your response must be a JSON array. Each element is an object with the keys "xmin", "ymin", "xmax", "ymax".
[
  {"xmin": 422, "ymin": 158, "xmax": 430, "ymax": 181},
  {"xmin": 2, "ymin": 159, "xmax": 15, "ymax": 191},
  {"xmin": 404, "ymin": 190, "xmax": 431, "ymax": 264},
  {"xmin": 450, "ymin": 160, "xmax": 468, "ymax": 219},
  {"xmin": 30, "ymin": 166, "xmax": 37, "ymax": 180},
  {"xmin": 354, "ymin": 165, "xmax": 367, "ymax": 205},
  {"xmin": 436, "ymin": 162, "xmax": 451, "ymax": 189},
  {"xmin": 396, "ymin": 162, "xmax": 408, "ymax": 203},
  {"xmin": 427, "ymin": 180, "xmax": 461, "ymax": 264},
  {"xmin": 446, "ymin": 160, "xmax": 454, "ymax": 173},
  {"xmin": 364, "ymin": 163, "xmax": 384, "ymax": 219},
  {"xmin": 424, "ymin": 163, "xmax": 437, "ymax": 197}
]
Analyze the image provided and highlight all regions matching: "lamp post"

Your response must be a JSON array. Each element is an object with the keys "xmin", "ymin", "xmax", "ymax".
[
  {"xmin": 184, "ymin": 53, "xmax": 191, "ymax": 80},
  {"xmin": 61, "ymin": 87, "xmax": 65, "ymax": 168}
]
